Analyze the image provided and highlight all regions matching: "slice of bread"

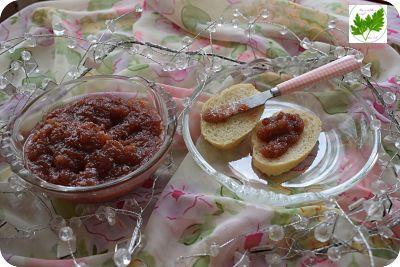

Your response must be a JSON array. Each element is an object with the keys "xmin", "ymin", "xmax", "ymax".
[
  {"xmin": 251, "ymin": 109, "xmax": 321, "ymax": 176},
  {"xmin": 201, "ymin": 84, "xmax": 264, "ymax": 149}
]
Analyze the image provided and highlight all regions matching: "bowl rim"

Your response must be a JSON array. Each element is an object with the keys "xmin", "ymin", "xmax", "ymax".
[
  {"xmin": 2, "ymin": 75, "xmax": 177, "ymax": 193},
  {"xmin": 181, "ymin": 62, "xmax": 381, "ymax": 207}
]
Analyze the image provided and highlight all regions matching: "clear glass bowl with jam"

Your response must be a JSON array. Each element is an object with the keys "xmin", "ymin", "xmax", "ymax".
[
  {"xmin": 1, "ymin": 75, "xmax": 176, "ymax": 202},
  {"xmin": 182, "ymin": 60, "xmax": 381, "ymax": 207}
]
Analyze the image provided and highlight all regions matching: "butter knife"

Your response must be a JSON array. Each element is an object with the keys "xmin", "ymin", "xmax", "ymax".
[{"xmin": 202, "ymin": 55, "xmax": 362, "ymax": 122}]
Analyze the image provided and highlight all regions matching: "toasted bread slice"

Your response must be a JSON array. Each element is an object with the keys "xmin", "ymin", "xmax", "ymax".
[
  {"xmin": 251, "ymin": 109, "xmax": 321, "ymax": 176},
  {"xmin": 201, "ymin": 84, "xmax": 264, "ymax": 149}
]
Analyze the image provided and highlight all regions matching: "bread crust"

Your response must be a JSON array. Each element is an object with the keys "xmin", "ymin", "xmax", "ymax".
[{"xmin": 251, "ymin": 109, "xmax": 322, "ymax": 176}]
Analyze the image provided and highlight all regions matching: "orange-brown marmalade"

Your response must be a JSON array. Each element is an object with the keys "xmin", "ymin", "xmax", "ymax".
[
  {"xmin": 257, "ymin": 112, "xmax": 304, "ymax": 159},
  {"xmin": 25, "ymin": 95, "xmax": 163, "ymax": 186}
]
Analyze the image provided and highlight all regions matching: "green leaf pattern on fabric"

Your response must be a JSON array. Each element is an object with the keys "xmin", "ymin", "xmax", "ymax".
[
  {"xmin": 219, "ymin": 185, "xmax": 240, "ymax": 200},
  {"xmin": 230, "ymin": 43, "xmax": 247, "ymax": 59},
  {"xmin": 192, "ymin": 256, "xmax": 210, "ymax": 267},
  {"xmin": 134, "ymin": 251, "xmax": 157, "ymax": 267},
  {"xmin": 266, "ymin": 40, "xmax": 288, "ymax": 58},
  {"xmin": 88, "ymin": 0, "xmax": 119, "ymax": 11},
  {"xmin": 55, "ymin": 39, "xmax": 82, "ymax": 65},
  {"xmin": 270, "ymin": 209, "xmax": 297, "ymax": 226},
  {"xmin": 311, "ymin": 89, "xmax": 352, "ymax": 114},
  {"xmin": 161, "ymin": 35, "xmax": 183, "ymax": 45},
  {"xmin": 179, "ymin": 215, "xmax": 215, "ymax": 245},
  {"xmin": 181, "ymin": 5, "xmax": 211, "ymax": 33},
  {"xmin": 212, "ymin": 201, "xmax": 224, "ymax": 216}
]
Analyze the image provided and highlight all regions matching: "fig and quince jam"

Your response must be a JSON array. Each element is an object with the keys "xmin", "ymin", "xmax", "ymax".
[
  {"xmin": 24, "ymin": 95, "xmax": 163, "ymax": 186},
  {"xmin": 257, "ymin": 112, "xmax": 304, "ymax": 159},
  {"xmin": 202, "ymin": 104, "xmax": 249, "ymax": 123}
]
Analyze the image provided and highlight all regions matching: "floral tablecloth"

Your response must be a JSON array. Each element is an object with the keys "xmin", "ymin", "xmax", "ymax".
[{"xmin": 1, "ymin": 0, "xmax": 400, "ymax": 266}]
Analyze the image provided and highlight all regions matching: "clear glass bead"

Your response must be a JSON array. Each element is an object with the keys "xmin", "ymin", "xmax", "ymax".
[
  {"xmin": 105, "ymin": 19, "xmax": 116, "ymax": 33},
  {"xmin": 87, "ymin": 34, "xmax": 98, "ymax": 44},
  {"xmin": 21, "ymin": 50, "xmax": 31, "ymax": 61},
  {"xmin": 245, "ymin": 25, "xmax": 255, "ymax": 38},
  {"xmin": 231, "ymin": 19, "xmax": 239, "ymax": 28},
  {"xmin": 290, "ymin": 214, "xmax": 309, "ymax": 230},
  {"xmin": 67, "ymin": 38, "xmax": 77, "ymax": 49},
  {"xmin": 377, "ymin": 225, "xmax": 394, "ymax": 238},
  {"xmin": 8, "ymin": 45, "xmax": 15, "ymax": 54},
  {"xmin": 175, "ymin": 54, "xmax": 188, "ymax": 70},
  {"xmin": 41, "ymin": 78, "xmax": 51, "ymax": 89},
  {"xmin": 300, "ymin": 37, "xmax": 312, "ymax": 50},
  {"xmin": 59, "ymin": 226, "xmax": 74, "ymax": 242},
  {"xmin": 11, "ymin": 61, "xmax": 21, "ymax": 71},
  {"xmin": 0, "ymin": 76, "xmax": 8, "ymax": 90},
  {"xmin": 142, "ymin": 48, "xmax": 153, "ymax": 58},
  {"xmin": 181, "ymin": 36, "xmax": 193, "ymax": 47},
  {"xmin": 207, "ymin": 23, "xmax": 216, "ymax": 33},
  {"xmin": 323, "ymin": 210, "xmax": 337, "ymax": 221},
  {"xmin": 279, "ymin": 26, "xmax": 288, "ymax": 35},
  {"xmin": 327, "ymin": 246, "xmax": 341, "ymax": 261},
  {"xmin": 370, "ymin": 119, "xmax": 381, "ymax": 130},
  {"xmin": 265, "ymin": 253, "xmax": 281, "ymax": 265},
  {"xmin": 135, "ymin": 4, "xmax": 143, "ymax": 13},
  {"xmin": 334, "ymin": 46, "xmax": 346, "ymax": 58},
  {"xmin": 268, "ymin": 225, "xmax": 285, "ymax": 241},
  {"xmin": 96, "ymin": 206, "xmax": 106, "ymax": 221},
  {"xmin": 53, "ymin": 23, "xmax": 65, "ymax": 36},
  {"xmin": 24, "ymin": 33, "xmax": 37, "ymax": 48},
  {"xmin": 326, "ymin": 196, "xmax": 336, "ymax": 209},
  {"xmin": 363, "ymin": 199, "xmax": 384, "ymax": 220},
  {"xmin": 361, "ymin": 63, "xmax": 371, "ymax": 77},
  {"xmin": 8, "ymin": 176, "xmax": 22, "ymax": 191},
  {"xmin": 129, "ymin": 44, "xmax": 140, "ymax": 55},
  {"xmin": 210, "ymin": 242, "xmax": 220, "ymax": 257},
  {"xmin": 383, "ymin": 91, "xmax": 396, "ymax": 105},
  {"xmin": 328, "ymin": 20, "xmax": 336, "ymax": 29},
  {"xmin": 114, "ymin": 248, "xmax": 131, "ymax": 267},
  {"xmin": 233, "ymin": 8, "xmax": 241, "ymax": 18},
  {"xmin": 261, "ymin": 8, "xmax": 269, "ymax": 19},
  {"xmin": 216, "ymin": 16, "xmax": 224, "ymax": 27},
  {"xmin": 377, "ymin": 151, "xmax": 390, "ymax": 166},
  {"xmin": 19, "ymin": 83, "xmax": 36, "ymax": 96},
  {"xmin": 344, "ymin": 72, "xmax": 359, "ymax": 84},
  {"xmin": 67, "ymin": 67, "xmax": 79, "ymax": 79},
  {"xmin": 105, "ymin": 207, "xmax": 116, "ymax": 226},
  {"xmin": 212, "ymin": 59, "xmax": 222, "ymax": 72},
  {"xmin": 162, "ymin": 62, "xmax": 175, "ymax": 72},
  {"xmin": 19, "ymin": 229, "xmax": 34, "ymax": 239},
  {"xmin": 395, "ymin": 138, "xmax": 400, "ymax": 151},
  {"xmin": 314, "ymin": 222, "xmax": 332, "ymax": 242},
  {"xmin": 354, "ymin": 52, "xmax": 364, "ymax": 63}
]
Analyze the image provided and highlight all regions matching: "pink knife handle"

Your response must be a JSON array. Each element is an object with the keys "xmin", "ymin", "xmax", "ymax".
[{"xmin": 276, "ymin": 55, "xmax": 361, "ymax": 95}]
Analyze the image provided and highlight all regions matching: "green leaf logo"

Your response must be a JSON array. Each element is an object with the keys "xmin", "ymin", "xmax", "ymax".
[{"xmin": 351, "ymin": 8, "xmax": 385, "ymax": 41}]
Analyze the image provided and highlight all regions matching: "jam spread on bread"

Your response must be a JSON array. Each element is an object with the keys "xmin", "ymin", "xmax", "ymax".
[
  {"xmin": 257, "ymin": 112, "xmax": 304, "ymax": 159},
  {"xmin": 202, "ymin": 104, "xmax": 249, "ymax": 123},
  {"xmin": 25, "ymin": 95, "xmax": 162, "ymax": 186}
]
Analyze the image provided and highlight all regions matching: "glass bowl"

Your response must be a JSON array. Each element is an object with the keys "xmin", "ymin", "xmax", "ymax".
[
  {"xmin": 182, "ymin": 60, "xmax": 381, "ymax": 207},
  {"xmin": 1, "ymin": 75, "xmax": 177, "ymax": 202}
]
